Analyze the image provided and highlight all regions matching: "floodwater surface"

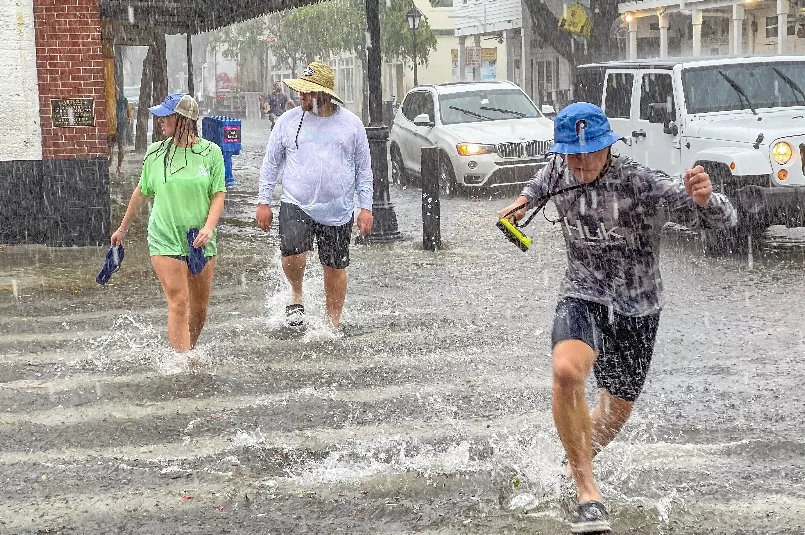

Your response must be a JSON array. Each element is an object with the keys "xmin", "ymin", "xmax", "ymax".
[{"xmin": 0, "ymin": 120, "xmax": 803, "ymax": 534}]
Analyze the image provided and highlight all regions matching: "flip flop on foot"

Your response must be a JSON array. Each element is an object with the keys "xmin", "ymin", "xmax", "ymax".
[
  {"xmin": 286, "ymin": 304, "xmax": 305, "ymax": 327},
  {"xmin": 569, "ymin": 501, "xmax": 611, "ymax": 533}
]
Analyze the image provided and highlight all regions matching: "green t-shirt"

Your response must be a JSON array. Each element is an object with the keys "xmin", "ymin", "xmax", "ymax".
[{"xmin": 138, "ymin": 138, "xmax": 226, "ymax": 257}]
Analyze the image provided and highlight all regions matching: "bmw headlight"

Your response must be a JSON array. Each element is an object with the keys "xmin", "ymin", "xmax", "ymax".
[
  {"xmin": 772, "ymin": 141, "xmax": 793, "ymax": 165},
  {"xmin": 456, "ymin": 143, "xmax": 496, "ymax": 156}
]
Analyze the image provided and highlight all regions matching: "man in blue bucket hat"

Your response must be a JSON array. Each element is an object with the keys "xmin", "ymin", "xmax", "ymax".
[{"xmin": 499, "ymin": 102, "xmax": 737, "ymax": 533}]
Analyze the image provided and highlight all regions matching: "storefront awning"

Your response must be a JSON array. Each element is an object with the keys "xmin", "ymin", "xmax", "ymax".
[{"xmin": 101, "ymin": 0, "xmax": 322, "ymax": 34}]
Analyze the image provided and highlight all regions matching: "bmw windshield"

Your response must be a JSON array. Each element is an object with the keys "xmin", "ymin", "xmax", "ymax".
[
  {"xmin": 439, "ymin": 89, "xmax": 540, "ymax": 125},
  {"xmin": 683, "ymin": 62, "xmax": 805, "ymax": 114}
]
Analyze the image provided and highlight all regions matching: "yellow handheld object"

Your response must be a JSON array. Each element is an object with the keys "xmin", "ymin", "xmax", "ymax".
[{"xmin": 497, "ymin": 218, "xmax": 532, "ymax": 252}]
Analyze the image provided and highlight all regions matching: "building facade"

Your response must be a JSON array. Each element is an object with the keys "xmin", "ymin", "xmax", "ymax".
[
  {"xmin": 0, "ymin": 0, "xmax": 110, "ymax": 246},
  {"xmin": 519, "ymin": 0, "xmax": 575, "ymax": 108},
  {"xmin": 382, "ymin": 0, "xmax": 461, "ymax": 107},
  {"xmin": 618, "ymin": 0, "xmax": 805, "ymax": 59},
  {"xmin": 452, "ymin": 0, "xmax": 520, "ymax": 84}
]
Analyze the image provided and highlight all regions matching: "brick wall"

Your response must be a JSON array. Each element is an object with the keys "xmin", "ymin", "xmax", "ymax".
[
  {"xmin": 0, "ymin": 0, "xmax": 43, "ymax": 161},
  {"xmin": 33, "ymin": 0, "xmax": 107, "ymax": 159}
]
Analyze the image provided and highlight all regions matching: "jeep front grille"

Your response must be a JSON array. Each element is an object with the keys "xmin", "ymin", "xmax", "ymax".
[{"xmin": 496, "ymin": 140, "xmax": 553, "ymax": 159}]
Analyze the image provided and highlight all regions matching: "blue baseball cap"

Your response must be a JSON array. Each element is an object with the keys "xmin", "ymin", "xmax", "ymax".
[
  {"xmin": 549, "ymin": 102, "xmax": 623, "ymax": 155},
  {"xmin": 149, "ymin": 92, "xmax": 199, "ymax": 120}
]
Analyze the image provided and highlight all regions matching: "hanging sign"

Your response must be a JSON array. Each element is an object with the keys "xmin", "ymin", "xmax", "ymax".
[
  {"xmin": 465, "ymin": 46, "xmax": 482, "ymax": 68},
  {"xmin": 558, "ymin": 3, "xmax": 592, "ymax": 39}
]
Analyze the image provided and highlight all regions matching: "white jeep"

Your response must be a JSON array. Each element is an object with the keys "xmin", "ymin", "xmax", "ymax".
[{"xmin": 576, "ymin": 55, "xmax": 805, "ymax": 244}]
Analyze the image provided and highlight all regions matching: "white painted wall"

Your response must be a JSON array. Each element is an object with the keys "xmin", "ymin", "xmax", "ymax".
[
  {"xmin": 454, "ymin": 0, "xmax": 524, "ymax": 36},
  {"xmin": 0, "ymin": 0, "xmax": 42, "ymax": 161}
]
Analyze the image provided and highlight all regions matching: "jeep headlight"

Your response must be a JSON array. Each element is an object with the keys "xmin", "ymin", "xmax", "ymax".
[
  {"xmin": 456, "ymin": 143, "xmax": 496, "ymax": 156},
  {"xmin": 772, "ymin": 141, "xmax": 793, "ymax": 165}
]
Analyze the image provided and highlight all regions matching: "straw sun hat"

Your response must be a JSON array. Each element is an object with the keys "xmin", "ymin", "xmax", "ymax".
[{"xmin": 283, "ymin": 62, "xmax": 343, "ymax": 103}]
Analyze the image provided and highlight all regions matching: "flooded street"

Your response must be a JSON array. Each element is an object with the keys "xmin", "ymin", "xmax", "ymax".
[{"xmin": 1, "ymin": 121, "xmax": 804, "ymax": 534}]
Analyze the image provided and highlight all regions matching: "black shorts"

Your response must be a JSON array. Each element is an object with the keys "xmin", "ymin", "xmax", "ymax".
[
  {"xmin": 278, "ymin": 202, "xmax": 353, "ymax": 269},
  {"xmin": 551, "ymin": 297, "xmax": 660, "ymax": 402}
]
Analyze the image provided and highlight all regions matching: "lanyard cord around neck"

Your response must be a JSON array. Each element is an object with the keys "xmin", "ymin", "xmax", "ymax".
[{"xmin": 504, "ymin": 155, "xmax": 615, "ymax": 229}]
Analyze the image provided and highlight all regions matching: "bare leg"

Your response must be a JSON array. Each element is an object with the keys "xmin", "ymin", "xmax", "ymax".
[
  {"xmin": 282, "ymin": 252, "xmax": 307, "ymax": 305},
  {"xmin": 590, "ymin": 389, "xmax": 634, "ymax": 458},
  {"xmin": 151, "ymin": 256, "xmax": 191, "ymax": 352},
  {"xmin": 117, "ymin": 138, "xmax": 125, "ymax": 173},
  {"xmin": 187, "ymin": 257, "xmax": 217, "ymax": 349},
  {"xmin": 552, "ymin": 339, "xmax": 601, "ymax": 504},
  {"xmin": 322, "ymin": 266, "xmax": 347, "ymax": 328}
]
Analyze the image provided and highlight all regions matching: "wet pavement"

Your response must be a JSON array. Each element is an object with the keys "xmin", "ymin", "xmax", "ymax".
[{"xmin": 1, "ymin": 119, "xmax": 804, "ymax": 534}]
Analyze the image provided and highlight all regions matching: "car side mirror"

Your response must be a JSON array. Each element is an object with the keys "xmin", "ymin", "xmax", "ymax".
[
  {"xmin": 663, "ymin": 120, "xmax": 679, "ymax": 136},
  {"xmin": 413, "ymin": 113, "xmax": 434, "ymax": 127},
  {"xmin": 541, "ymin": 104, "xmax": 556, "ymax": 118}
]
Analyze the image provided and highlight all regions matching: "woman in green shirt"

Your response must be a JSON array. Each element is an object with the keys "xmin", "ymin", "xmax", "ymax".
[{"xmin": 111, "ymin": 93, "xmax": 227, "ymax": 353}]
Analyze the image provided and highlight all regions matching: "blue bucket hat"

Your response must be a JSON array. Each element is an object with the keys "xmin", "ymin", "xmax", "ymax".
[{"xmin": 549, "ymin": 102, "xmax": 623, "ymax": 155}]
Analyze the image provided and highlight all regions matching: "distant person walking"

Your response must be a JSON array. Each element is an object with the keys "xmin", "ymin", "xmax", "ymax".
[
  {"xmin": 498, "ymin": 103, "xmax": 736, "ymax": 533},
  {"xmin": 109, "ymin": 86, "xmax": 131, "ymax": 174},
  {"xmin": 267, "ymin": 80, "xmax": 296, "ymax": 129},
  {"xmin": 111, "ymin": 93, "xmax": 227, "ymax": 353},
  {"xmin": 256, "ymin": 62, "xmax": 373, "ymax": 330}
]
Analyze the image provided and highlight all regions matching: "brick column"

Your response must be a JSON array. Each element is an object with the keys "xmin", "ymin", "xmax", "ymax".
[
  {"xmin": 30, "ymin": 0, "xmax": 110, "ymax": 246},
  {"xmin": 34, "ymin": 0, "xmax": 108, "ymax": 158}
]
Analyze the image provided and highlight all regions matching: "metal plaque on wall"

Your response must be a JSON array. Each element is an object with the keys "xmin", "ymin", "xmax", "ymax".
[{"xmin": 51, "ymin": 98, "xmax": 95, "ymax": 127}]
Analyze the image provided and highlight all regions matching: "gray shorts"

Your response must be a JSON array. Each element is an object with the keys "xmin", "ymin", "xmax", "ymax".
[
  {"xmin": 278, "ymin": 202, "xmax": 353, "ymax": 269},
  {"xmin": 551, "ymin": 297, "xmax": 660, "ymax": 402}
]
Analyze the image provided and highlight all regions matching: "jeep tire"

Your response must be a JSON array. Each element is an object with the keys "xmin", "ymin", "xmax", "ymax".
[{"xmin": 699, "ymin": 162, "xmax": 768, "ymax": 254}]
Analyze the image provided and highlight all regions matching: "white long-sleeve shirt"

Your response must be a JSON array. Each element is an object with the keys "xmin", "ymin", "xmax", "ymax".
[{"xmin": 258, "ymin": 106, "xmax": 373, "ymax": 226}]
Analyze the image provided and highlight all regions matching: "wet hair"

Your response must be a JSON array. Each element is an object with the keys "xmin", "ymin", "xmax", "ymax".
[{"xmin": 143, "ymin": 113, "xmax": 210, "ymax": 182}]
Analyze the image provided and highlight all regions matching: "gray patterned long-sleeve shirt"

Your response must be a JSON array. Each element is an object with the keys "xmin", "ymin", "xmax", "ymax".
[{"xmin": 520, "ymin": 155, "xmax": 737, "ymax": 316}]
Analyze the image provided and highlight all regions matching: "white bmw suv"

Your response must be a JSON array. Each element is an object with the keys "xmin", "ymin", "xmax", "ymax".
[{"xmin": 389, "ymin": 81, "xmax": 555, "ymax": 195}]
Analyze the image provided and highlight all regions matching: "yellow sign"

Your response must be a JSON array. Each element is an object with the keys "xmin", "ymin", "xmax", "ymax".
[
  {"xmin": 558, "ymin": 3, "xmax": 591, "ymax": 39},
  {"xmin": 481, "ymin": 48, "xmax": 497, "ymax": 61}
]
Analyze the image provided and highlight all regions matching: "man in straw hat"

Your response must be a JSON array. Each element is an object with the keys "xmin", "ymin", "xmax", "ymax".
[
  {"xmin": 256, "ymin": 62, "xmax": 373, "ymax": 330},
  {"xmin": 498, "ymin": 102, "xmax": 736, "ymax": 533}
]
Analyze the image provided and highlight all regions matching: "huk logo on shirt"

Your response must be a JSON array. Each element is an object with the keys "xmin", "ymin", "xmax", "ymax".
[
  {"xmin": 197, "ymin": 165, "xmax": 210, "ymax": 177},
  {"xmin": 563, "ymin": 217, "xmax": 625, "ymax": 242}
]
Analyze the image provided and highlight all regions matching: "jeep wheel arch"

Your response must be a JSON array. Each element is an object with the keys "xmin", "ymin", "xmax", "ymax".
[{"xmin": 693, "ymin": 148, "xmax": 772, "ymax": 177}]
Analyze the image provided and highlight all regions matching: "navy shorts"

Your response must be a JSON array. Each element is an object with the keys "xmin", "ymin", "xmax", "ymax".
[
  {"xmin": 551, "ymin": 297, "xmax": 660, "ymax": 402},
  {"xmin": 278, "ymin": 202, "xmax": 353, "ymax": 269}
]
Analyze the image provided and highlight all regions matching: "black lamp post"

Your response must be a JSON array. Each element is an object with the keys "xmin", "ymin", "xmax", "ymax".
[
  {"xmin": 406, "ymin": 6, "xmax": 423, "ymax": 87},
  {"xmin": 357, "ymin": 0, "xmax": 401, "ymax": 244}
]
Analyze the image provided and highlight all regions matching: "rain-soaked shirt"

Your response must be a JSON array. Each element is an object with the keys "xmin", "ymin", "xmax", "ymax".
[
  {"xmin": 138, "ymin": 139, "xmax": 226, "ymax": 258},
  {"xmin": 520, "ymin": 155, "xmax": 737, "ymax": 316},
  {"xmin": 258, "ymin": 106, "xmax": 373, "ymax": 226}
]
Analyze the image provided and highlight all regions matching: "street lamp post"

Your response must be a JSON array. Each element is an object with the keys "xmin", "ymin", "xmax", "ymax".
[
  {"xmin": 358, "ymin": 0, "xmax": 401, "ymax": 244},
  {"xmin": 406, "ymin": 6, "xmax": 423, "ymax": 87}
]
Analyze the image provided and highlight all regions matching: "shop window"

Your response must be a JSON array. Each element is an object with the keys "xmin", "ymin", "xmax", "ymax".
[{"xmin": 767, "ymin": 16, "xmax": 778, "ymax": 38}]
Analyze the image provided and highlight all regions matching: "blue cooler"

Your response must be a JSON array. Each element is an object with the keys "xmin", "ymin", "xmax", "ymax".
[{"xmin": 202, "ymin": 116, "xmax": 242, "ymax": 187}]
